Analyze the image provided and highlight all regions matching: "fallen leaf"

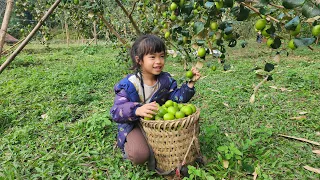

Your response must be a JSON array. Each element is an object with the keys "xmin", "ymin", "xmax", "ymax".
[
  {"xmin": 305, "ymin": 16, "xmax": 320, "ymax": 23},
  {"xmin": 312, "ymin": 150, "xmax": 320, "ymax": 155},
  {"xmin": 289, "ymin": 116, "xmax": 307, "ymax": 120},
  {"xmin": 317, "ymin": 132, "xmax": 320, "ymax": 136},
  {"xmin": 274, "ymin": 54, "xmax": 280, "ymax": 63},
  {"xmin": 223, "ymin": 160, "xmax": 229, "ymax": 169},
  {"xmin": 223, "ymin": 102, "xmax": 229, "ymax": 107},
  {"xmin": 279, "ymin": 87, "xmax": 292, "ymax": 92},
  {"xmin": 252, "ymin": 169, "xmax": 258, "ymax": 180},
  {"xmin": 299, "ymin": 111, "xmax": 308, "ymax": 115},
  {"xmin": 278, "ymin": 134, "xmax": 320, "ymax": 146},
  {"xmin": 195, "ymin": 61, "xmax": 204, "ymax": 69},
  {"xmin": 269, "ymin": 86, "xmax": 278, "ymax": 89},
  {"xmin": 303, "ymin": 165, "xmax": 320, "ymax": 174},
  {"xmin": 249, "ymin": 94, "xmax": 255, "ymax": 104},
  {"xmin": 41, "ymin": 114, "xmax": 48, "ymax": 119}
]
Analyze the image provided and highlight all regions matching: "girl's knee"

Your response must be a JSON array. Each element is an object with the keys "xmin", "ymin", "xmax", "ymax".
[{"xmin": 127, "ymin": 147, "xmax": 150, "ymax": 164}]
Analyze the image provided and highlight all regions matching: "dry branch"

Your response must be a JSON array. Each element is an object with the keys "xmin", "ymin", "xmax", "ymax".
[
  {"xmin": 0, "ymin": 0, "xmax": 61, "ymax": 74},
  {"xmin": 278, "ymin": 134, "xmax": 320, "ymax": 146},
  {"xmin": 115, "ymin": 0, "xmax": 141, "ymax": 35},
  {"xmin": 0, "ymin": 0, "xmax": 14, "ymax": 59},
  {"xmin": 240, "ymin": 2, "xmax": 280, "ymax": 23},
  {"xmin": 97, "ymin": 13, "xmax": 129, "ymax": 47}
]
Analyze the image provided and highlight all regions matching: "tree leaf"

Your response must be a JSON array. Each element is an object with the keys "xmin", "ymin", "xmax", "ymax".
[
  {"xmin": 285, "ymin": 16, "xmax": 300, "ymax": 30},
  {"xmin": 204, "ymin": 2, "xmax": 215, "ymax": 9},
  {"xmin": 193, "ymin": 22, "xmax": 205, "ymax": 35},
  {"xmin": 302, "ymin": 2, "xmax": 320, "ymax": 18},
  {"xmin": 312, "ymin": 150, "xmax": 320, "ymax": 155},
  {"xmin": 224, "ymin": 0, "xmax": 234, "ymax": 8},
  {"xmin": 271, "ymin": 37, "xmax": 281, "ymax": 49},
  {"xmin": 294, "ymin": 38, "xmax": 316, "ymax": 47},
  {"xmin": 237, "ymin": 4, "xmax": 250, "ymax": 21},
  {"xmin": 250, "ymin": 94, "xmax": 255, "ymax": 104},
  {"xmin": 264, "ymin": 63, "xmax": 274, "ymax": 72},
  {"xmin": 282, "ymin": 0, "xmax": 305, "ymax": 9}
]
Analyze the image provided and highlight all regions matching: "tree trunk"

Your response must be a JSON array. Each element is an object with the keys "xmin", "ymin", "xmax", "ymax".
[
  {"xmin": 64, "ymin": 11, "xmax": 69, "ymax": 46},
  {"xmin": 93, "ymin": 20, "xmax": 97, "ymax": 45},
  {"xmin": 0, "ymin": 0, "xmax": 14, "ymax": 59},
  {"xmin": 0, "ymin": 0, "xmax": 62, "ymax": 74}
]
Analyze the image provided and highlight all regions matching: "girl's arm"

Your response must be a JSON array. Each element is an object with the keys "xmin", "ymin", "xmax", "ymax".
[
  {"xmin": 110, "ymin": 89, "xmax": 142, "ymax": 123},
  {"xmin": 168, "ymin": 77, "xmax": 196, "ymax": 103}
]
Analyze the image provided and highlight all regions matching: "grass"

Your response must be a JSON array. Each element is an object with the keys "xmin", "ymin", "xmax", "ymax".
[{"xmin": 0, "ymin": 41, "xmax": 319, "ymax": 179}]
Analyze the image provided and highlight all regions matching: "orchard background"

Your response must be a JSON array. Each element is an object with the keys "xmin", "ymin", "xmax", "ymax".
[{"xmin": 0, "ymin": 0, "xmax": 319, "ymax": 179}]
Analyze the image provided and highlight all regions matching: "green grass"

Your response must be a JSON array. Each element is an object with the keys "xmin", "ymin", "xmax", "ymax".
[{"xmin": 0, "ymin": 41, "xmax": 319, "ymax": 179}]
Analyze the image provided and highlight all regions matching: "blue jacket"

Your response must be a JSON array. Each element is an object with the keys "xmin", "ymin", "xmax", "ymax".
[{"xmin": 110, "ymin": 72, "xmax": 195, "ymax": 152}]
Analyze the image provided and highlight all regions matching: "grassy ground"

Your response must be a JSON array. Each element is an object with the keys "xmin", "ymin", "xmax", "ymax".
[{"xmin": 0, "ymin": 41, "xmax": 319, "ymax": 179}]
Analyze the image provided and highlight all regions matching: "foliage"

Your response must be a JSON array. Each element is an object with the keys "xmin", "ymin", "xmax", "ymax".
[{"xmin": 1, "ymin": 43, "xmax": 319, "ymax": 179}]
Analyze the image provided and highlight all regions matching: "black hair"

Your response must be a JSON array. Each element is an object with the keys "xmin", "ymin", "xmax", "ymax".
[{"xmin": 130, "ymin": 34, "xmax": 166, "ymax": 70}]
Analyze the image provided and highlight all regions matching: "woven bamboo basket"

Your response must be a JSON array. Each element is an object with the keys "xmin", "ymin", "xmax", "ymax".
[{"xmin": 140, "ymin": 109, "xmax": 201, "ymax": 172}]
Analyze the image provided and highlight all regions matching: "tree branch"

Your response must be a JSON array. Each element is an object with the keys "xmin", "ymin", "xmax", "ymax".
[
  {"xmin": 115, "ymin": 0, "xmax": 141, "ymax": 35},
  {"xmin": 97, "ymin": 13, "xmax": 129, "ymax": 47},
  {"xmin": 269, "ymin": 3, "xmax": 284, "ymax": 9},
  {"xmin": 129, "ymin": 1, "xmax": 137, "ymax": 17},
  {"xmin": 0, "ymin": 0, "xmax": 61, "ymax": 74},
  {"xmin": 0, "ymin": 0, "xmax": 15, "ymax": 59},
  {"xmin": 240, "ymin": 2, "xmax": 280, "ymax": 23}
]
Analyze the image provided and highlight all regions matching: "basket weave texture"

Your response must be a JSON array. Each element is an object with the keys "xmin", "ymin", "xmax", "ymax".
[{"xmin": 140, "ymin": 109, "xmax": 200, "ymax": 172}]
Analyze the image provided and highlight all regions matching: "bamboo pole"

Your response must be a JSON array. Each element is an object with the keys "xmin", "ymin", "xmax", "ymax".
[
  {"xmin": 64, "ymin": 10, "xmax": 69, "ymax": 46},
  {"xmin": 0, "ymin": 0, "xmax": 14, "ymax": 59},
  {"xmin": 93, "ymin": 20, "xmax": 97, "ymax": 45},
  {"xmin": 0, "ymin": 0, "xmax": 61, "ymax": 74}
]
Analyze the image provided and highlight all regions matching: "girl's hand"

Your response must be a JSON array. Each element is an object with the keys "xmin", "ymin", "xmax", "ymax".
[
  {"xmin": 191, "ymin": 67, "xmax": 201, "ymax": 82},
  {"xmin": 187, "ymin": 67, "xmax": 201, "ymax": 88},
  {"xmin": 135, "ymin": 101, "xmax": 158, "ymax": 118}
]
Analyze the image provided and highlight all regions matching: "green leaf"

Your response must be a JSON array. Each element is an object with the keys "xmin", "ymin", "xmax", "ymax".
[
  {"xmin": 294, "ymin": 38, "xmax": 316, "ymax": 47},
  {"xmin": 224, "ymin": 26, "xmax": 233, "ymax": 35},
  {"xmin": 204, "ymin": 2, "xmax": 215, "ymax": 9},
  {"xmin": 285, "ymin": 16, "xmax": 300, "ymax": 30},
  {"xmin": 193, "ymin": 22, "xmax": 205, "ymax": 35},
  {"xmin": 217, "ymin": 145, "xmax": 228, "ymax": 152},
  {"xmin": 236, "ymin": 5, "xmax": 250, "ymax": 21},
  {"xmin": 302, "ymin": 2, "xmax": 320, "ymax": 18},
  {"xmin": 196, "ymin": 40, "xmax": 205, "ymax": 46},
  {"xmin": 224, "ymin": 0, "xmax": 234, "ymax": 8},
  {"xmin": 259, "ymin": 0, "xmax": 270, "ymax": 6},
  {"xmin": 181, "ymin": 4, "xmax": 193, "ymax": 15},
  {"xmin": 282, "ymin": 0, "xmax": 305, "ymax": 9},
  {"xmin": 271, "ymin": 37, "xmax": 281, "ymax": 49},
  {"xmin": 264, "ymin": 63, "xmax": 275, "ymax": 72}
]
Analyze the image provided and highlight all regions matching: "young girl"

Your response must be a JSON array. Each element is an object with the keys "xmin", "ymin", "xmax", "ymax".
[{"xmin": 110, "ymin": 34, "xmax": 201, "ymax": 165}]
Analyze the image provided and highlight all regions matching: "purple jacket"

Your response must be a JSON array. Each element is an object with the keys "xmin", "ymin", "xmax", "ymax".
[{"xmin": 110, "ymin": 72, "xmax": 195, "ymax": 152}]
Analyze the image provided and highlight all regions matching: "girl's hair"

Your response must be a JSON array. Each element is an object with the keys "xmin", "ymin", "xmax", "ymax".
[{"xmin": 130, "ymin": 34, "xmax": 166, "ymax": 70}]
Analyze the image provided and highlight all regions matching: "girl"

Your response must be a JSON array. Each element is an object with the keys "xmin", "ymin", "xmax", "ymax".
[{"xmin": 110, "ymin": 34, "xmax": 200, "ymax": 165}]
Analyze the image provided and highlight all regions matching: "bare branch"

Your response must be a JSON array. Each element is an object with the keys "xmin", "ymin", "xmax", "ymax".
[
  {"xmin": 115, "ymin": 0, "xmax": 141, "ymax": 35},
  {"xmin": 240, "ymin": 2, "xmax": 280, "ymax": 23},
  {"xmin": 269, "ymin": 3, "xmax": 284, "ymax": 9},
  {"xmin": 129, "ymin": 1, "xmax": 137, "ymax": 17}
]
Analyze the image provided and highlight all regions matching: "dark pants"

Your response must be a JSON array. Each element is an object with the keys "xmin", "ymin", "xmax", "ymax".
[{"xmin": 124, "ymin": 125, "xmax": 150, "ymax": 164}]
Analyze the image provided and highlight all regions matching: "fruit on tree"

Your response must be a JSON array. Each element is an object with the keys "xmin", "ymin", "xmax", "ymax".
[
  {"xmin": 290, "ymin": 23, "xmax": 301, "ymax": 36},
  {"xmin": 165, "ymin": 31, "xmax": 170, "ymax": 39},
  {"xmin": 255, "ymin": 19, "xmax": 267, "ymax": 30},
  {"xmin": 215, "ymin": 1, "xmax": 223, "ymax": 10},
  {"xmin": 288, "ymin": 39, "xmax": 297, "ymax": 50},
  {"xmin": 185, "ymin": 70, "xmax": 194, "ymax": 79},
  {"xmin": 211, "ymin": 65, "xmax": 217, "ymax": 71},
  {"xmin": 170, "ymin": 2, "xmax": 178, "ymax": 11},
  {"xmin": 197, "ymin": 47, "xmax": 206, "ymax": 57},
  {"xmin": 210, "ymin": 22, "xmax": 218, "ymax": 31},
  {"xmin": 266, "ymin": 38, "xmax": 274, "ymax": 47},
  {"xmin": 312, "ymin": 25, "xmax": 320, "ymax": 36}
]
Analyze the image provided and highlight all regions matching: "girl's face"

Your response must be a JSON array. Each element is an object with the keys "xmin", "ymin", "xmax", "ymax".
[{"xmin": 139, "ymin": 51, "xmax": 165, "ymax": 76}]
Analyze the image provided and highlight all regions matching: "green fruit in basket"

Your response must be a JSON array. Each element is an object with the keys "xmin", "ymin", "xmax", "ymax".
[
  {"xmin": 178, "ymin": 103, "xmax": 184, "ymax": 109},
  {"xmin": 188, "ymin": 104, "xmax": 196, "ymax": 113},
  {"xmin": 173, "ymin": 102, "xmax": 178, "ymax": 108},
  {"xmin": 155, "ymin": 115, "xmax": 162, "ymax": 120},
  {"xmin": 164, "ymin": 100, "xmax": 174, "ymax": 107},
  {"xmin": 144, "ymin": 115, "xmax": 154, "ymax": 120},
  {"xmin": 163, "ymin": 112, "xmax": 175, "ymax": 120},
  {"xmin": 167, "ymin": 106, "xmax": 178, "ymax": 115},
  {"xmin": 175, "ymin": 111, "xmax": 185, "ymax": 119},
  {"xmin": 157, "ymin": 107, "xmax": 168, "ymax": 118},
  {"xmin": 181, "ymin": 106, "xmax": 193, "ymax": 116}
]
